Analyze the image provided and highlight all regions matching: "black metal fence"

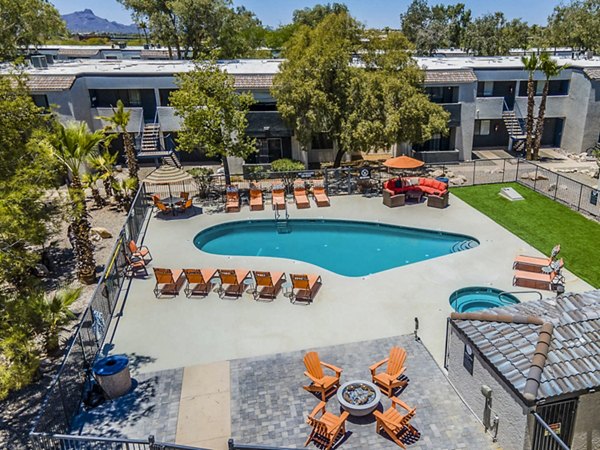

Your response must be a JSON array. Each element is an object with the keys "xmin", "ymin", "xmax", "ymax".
[
  {"xmin": 30, "ymin": 433, "xmax": 208, "ymax": 450},
  {"xmin": 30, "ymin": 184, "xmax": 152, "ymax": 439}
]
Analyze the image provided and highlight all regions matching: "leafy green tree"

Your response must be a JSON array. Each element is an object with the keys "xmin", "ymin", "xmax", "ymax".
[
  {"xmin": 400, "ymin": 0, "xmax": 431, "ymax": 46},
  {"xmin": 44, "ymin": 122, "xmax": 107, "ymax": 284},
  {"xmin": 462, "ymin": 12, "xmax": 506, "ymax": 56},
  {"xmin": 188, "ymin": 167, "xmax": 215, "ymax": 198},
  {"xmin": 546, "ymin": 0, "xmax": 600, "ymax": 52},
  {"xmin": 170, "ymin": 59, "xmax": 256, "ymax": 184},
  {"xmin": 0, "ymin": 0, "xmax": 67, "ymax": 61},
  {"xmin": 97, "ymin": 100, "xmax": 139, "ymax": 187},
  {"xmin": 522, "ymin": 54, "xmax": 540, "ymax": 160},
  {"xmin": 293, "ymin": 2, "xmax": 349, "ymax": 27},
  {"xmin": 112, "ymin": 177, "xmax": 138, "ymax": 211}
]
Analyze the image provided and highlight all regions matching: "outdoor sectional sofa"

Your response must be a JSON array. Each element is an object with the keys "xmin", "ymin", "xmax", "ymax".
[{"xmin": 383, "ymin": 177, "xmax": 449, "ymax": 208}]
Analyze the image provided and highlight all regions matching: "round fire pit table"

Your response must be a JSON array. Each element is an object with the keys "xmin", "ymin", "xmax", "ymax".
[{"xmin": 337, "ymin": 380, "xmax": 381, "ymax": 416}]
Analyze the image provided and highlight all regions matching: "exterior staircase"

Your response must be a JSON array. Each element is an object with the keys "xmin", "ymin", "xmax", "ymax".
[
  {"xmin": 137, "ymin": 122, "xmax": 182, "ymax": 168},
  {"xmin": 502, "ymin": 110, "xmax": 527, "ymax": 154}
]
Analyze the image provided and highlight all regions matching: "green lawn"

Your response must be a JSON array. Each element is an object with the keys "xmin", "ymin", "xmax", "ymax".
[{"xmin": 452, "ymin": 182, "xmax": 600, "ymax": 288}]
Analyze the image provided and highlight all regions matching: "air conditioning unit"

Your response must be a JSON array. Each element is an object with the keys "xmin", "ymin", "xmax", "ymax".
[{"xmin": 31, "ymin": 55, "xmax": 48, "ymax": 69}]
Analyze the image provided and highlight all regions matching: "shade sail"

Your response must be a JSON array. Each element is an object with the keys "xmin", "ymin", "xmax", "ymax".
[
  {"xmin": 383, "ymin": 155, "xmax": 425, "ymax": 170},
  {"xmin": 143, "ymin": 165, "xmax": 193, "ymax": 185}
]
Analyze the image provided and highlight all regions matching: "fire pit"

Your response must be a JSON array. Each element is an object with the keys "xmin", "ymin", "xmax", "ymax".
[{"xmin": 337, "ymin": 380, "xmax": 381, "ymax": 416}]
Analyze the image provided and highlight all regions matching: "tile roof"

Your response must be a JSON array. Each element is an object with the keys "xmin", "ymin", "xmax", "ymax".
[
  {"xmin": 233, "ymin": 74, "xmax": 274, "ymax": 89},
  {"xmin": 583, "ymin": 68, "xmax": 600, "ymax": 80},
  {"xmin": 140, "ymin": 49, "xmax": 171, "ymax": 59},
  {"xmin": 27, "ymin": 75, "xmax": 76, "ymax": 92},
  {"xmin": 424, "ymin": 69, "xmax": 477, "ymax": 84},
  {"xmin": 451, "ymin": 290, "xmax": 600, "ymax": 404},
  {"xmin": 57, "ymin": 48, "xmax": 100, "ymax": 57}
]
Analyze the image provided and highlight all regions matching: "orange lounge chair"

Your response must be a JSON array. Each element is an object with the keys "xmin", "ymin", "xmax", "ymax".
[
  {"xmin": 370, "ymin": 346, "xmax": 408, "ymax": 397},
  {"xmin": 128, "ymin": 240, "xmax": 152, "ymax": 263},
  {"xmin": 513, "ymin": 270, "xmax": 564, "ymax": 291},
  {"xmin": 176, "ymin": 198, "xmax": 194, "ymax": 215},
  {"xmin": 302, "ymin": 351, "xmax": 342, "ymax": 401},
  {"xmin": 153, "ymin": 268, "xmax": 185, "ymax": 297},
  {"xmin": 217, "ymin": 269, "xmax": 250, "ymax": 298},
  {"xmin": 249, "ymin": 187, "xmax": 264, "ymax": 211},
  {"xmin": 374, "ymin": 397, "xmax": 418, "ymax": 449},
  {"xmin": 304, "ymin": 401, "xmax": 349, "ymax": 450},
  {"xmin": 225, "ymin": 187, "xmax": 240, "ymax": 213},
  {"xmin": 290, "ymin": 274, "xmax": 322, "ymax": 303},
  {"xmin": 272, "ymin": 187, "xmax": 286, "ymax": 210},
  {"xmin": 155, "ymin": 200, "xmax": 172, "ymax": 215},
  {"xmin": 513, "ymin": 256, "xmax": 564, "ymax": 273},
  {"xmin": 252, "ymin": 271, "xmax": 285, "ymax": 300},
  {"xmin": 183, "ymin": 268, "xmax": 216, "ymax": 297},
  {"xmin": 313, "ymin": 185, "xmax": 330, "ymax": 207},
  {"xmin": 125, "ymin": 254, "xmax": 148, "ymax": 277},
  {"xmin": 294, "ymin": 183, "xmax": 310, "ymax": 209}
]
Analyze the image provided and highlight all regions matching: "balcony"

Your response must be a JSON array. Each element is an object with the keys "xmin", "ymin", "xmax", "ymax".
[
  {"xmin": 475, "ymin": 97, "xmax": 504, "ymax": 120},
  {"xmin": 91, "ymin": 107, "xmax": 143, "ymax": 133},
  {"xmin": 441, "ymin": 103, "xmax": 462, "ymax": 127},
  {"xmin": 157, "ymin": 107, "xmax": 183, "ymax": 132}
]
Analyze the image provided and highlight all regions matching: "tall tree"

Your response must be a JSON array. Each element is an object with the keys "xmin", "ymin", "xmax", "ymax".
[
  {"xmin": 170, "ymin": 59, "xmax": 257, "ymax": 185},
  {"xmin": 400, "ymin": 0, "xmax": 432, "ymax": 46},
  {"xmin": 522, "ymin": 54, "xmax": 540, "ymax": 160},
  {"xmin": 546, "ymin": 0, "xmax": 600, "ymax": 53},
  {"xmin": 532, "ymin": 54, "xmax": 567, "ymax": 160},
  {"xmin": 97, "ymin": 100, "xmax": 139, "ymax": 187},
  {"xmin": 0, "ymin": 0, "xmax": 67, "ymax": 61},
  {"xmin": 462, "ymin": 12, "xmax": 508, "ymax": 56},
  {"xmin": 43, "ymin": 122, "xmax": 107, "ymax": 284},
  {"xmin": 292, "ymin": 2, "xmax": 349, "ymax": 27}
]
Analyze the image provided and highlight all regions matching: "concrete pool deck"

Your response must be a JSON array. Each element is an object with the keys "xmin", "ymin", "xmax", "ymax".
[{"xmin": 108, "ymin": 193, "xmax": 592, "ymax": 375}]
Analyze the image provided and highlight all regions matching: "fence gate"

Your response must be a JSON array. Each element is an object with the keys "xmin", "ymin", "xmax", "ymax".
[{"xmin": 532, "ymin": 398, "xmax": 578, "ymax": 450}]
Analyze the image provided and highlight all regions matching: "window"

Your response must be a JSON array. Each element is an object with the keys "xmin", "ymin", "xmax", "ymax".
[
  {"xmin": 476, "ymin": 81, "xmax": 495, "ymax": 97},
  {"xmin": 518, "ymin": 80, "xmax": 570, "ymax": 96},
  {"xmin": 425, "ymin": 86, "xmax": 458, "ymax": 103},
  {"xmin": 128, "ymin": 90, "xmax": 142, "ymax": 107},
  {"xmin": 31, "ymin": 94, "xmax": 49, "ymax": 109},
  {"xmin": 256, "ymin": 138, "xmax": 283, "ymax": 162},
  {"xmin": 159, "ymin": 89, "xmax": 178, "ymax": 106},
  {"xmin": 249, "ymin": 102, "xmax": 278, "ymax": 111},
  {"xmin": 474, "ymin": 120, "xmax": 490, "ymax": 135},
  {"xmin": 535, "ymin": 81, "xmax": 545, "ymax": 96}
]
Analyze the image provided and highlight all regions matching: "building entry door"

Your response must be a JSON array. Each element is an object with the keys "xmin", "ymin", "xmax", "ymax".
[{"xmin": 532, "ymin": 398, "xmax": 578, "ymax": 450}]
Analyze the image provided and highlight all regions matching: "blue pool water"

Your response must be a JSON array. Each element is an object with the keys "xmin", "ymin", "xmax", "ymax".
[
  {"xmin": 193, "ymin": 219, "xmax": 479, "ymax": 277},
  {"xmin": 449, "ymin": 287, "xmax": 520, "ymax": 313}
]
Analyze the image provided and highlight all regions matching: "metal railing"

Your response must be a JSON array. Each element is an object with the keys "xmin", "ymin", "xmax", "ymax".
[{"xmin": 31, "ymin": 433, "xmax": 209, "ymax": 450}]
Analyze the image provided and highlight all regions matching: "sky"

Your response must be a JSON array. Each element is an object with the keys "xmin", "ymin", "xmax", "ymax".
[{"xmin": 50, "ymin": 0, "xmax": 563, "ymax": 28}]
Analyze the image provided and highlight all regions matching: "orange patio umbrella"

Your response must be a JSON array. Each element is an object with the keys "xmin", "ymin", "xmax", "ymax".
[{"xmin": 382, "ymin": 155, "xmax": 425, "ymax": 170}]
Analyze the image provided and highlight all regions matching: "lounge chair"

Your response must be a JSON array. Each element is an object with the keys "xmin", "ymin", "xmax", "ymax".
[
  {"xmin": 302, "ymin": 351, "xmax": 342, "ymax": 401},
  {"xmin": 313, "ymin": 185, "xmax": 330, "ymax": 207},
  {"xmin": 513, "ymin": 270, "xmax": 564, "ymax": 291},
  {"xmin": 151, "ymin": 194, "xmax": 161, "ymax": 206},
  {"xmin": 176, "ymin": 198, "xmax": 194, "ymax": 215},
  {"xmin": 370, "ymin": 346, "xmax": 408, "ymax": 397},
  {"xmin": 374, "ymin": 397, "xmax": 417, "ymax": 449},
  {"xmin": 155, "ymin": 200, "xmax": 173, "ymax": 215},
  {"xmin": 272, "ymin": 186, "xmax": 286, "ymax": 210},
  {"xmin": 183, "ymin": 268, "xmax": 216, "ymax": 297},
  {"xmin": 125, "ymin": 254, "xmax": 148, "ymax": 277},
  {"xmin": 293, "ymin": 183, "xmax": 310, "ymax": 209},
  {"xmin": 513, "ymin": 256, "xmax": 564, "ymax": 273},
  {"xmin": 290, "ymin": 274, "xmax": 322, "ymax": 303},
  {"xmin": 249, "ymin": 187, "xmax": 264, "ymax": 211},
  {"xmin": 217, "ymin": 269, "xmax": 250, "ymax": 298},
  {"xmin": 153, "ymin": 268, "xmax": 185, "ymax": 297},
  {"xmin": 225, "ymin": 187, "xmax": 240, "ymax": 213},
  {"xmin": 128, "ymin": 240, "xmax": 152, "ymax": 263},
  {"xmin": 252, "ymin": 271, "xmax": 285, "ymax": 300},
  {"xmin": 305, "ymin": 401, "xmax": 349, "ymax": 450}
]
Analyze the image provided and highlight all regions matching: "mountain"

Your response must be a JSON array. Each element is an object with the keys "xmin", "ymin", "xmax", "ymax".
[{"xmin": 61, "ymin": 9, "xmax": 139, "ymax": 34}]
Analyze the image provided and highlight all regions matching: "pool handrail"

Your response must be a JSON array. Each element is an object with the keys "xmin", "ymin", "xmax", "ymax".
[{"xmin": 498, "ymin": 290, "xmax": 543, "ymax": 303}]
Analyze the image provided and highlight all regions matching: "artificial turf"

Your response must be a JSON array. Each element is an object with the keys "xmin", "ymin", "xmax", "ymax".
[{"xmin": 452, "ymin": 182, "xmax": 600, "ymax": 288}]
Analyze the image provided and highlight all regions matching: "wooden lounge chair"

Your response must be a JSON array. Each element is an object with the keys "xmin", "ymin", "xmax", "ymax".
[
  {"xmin": 252, "ymin": 271, "xmax": 285, "ymax": 300},
  {"xmin": 304, "ymin": 401, "xmax": 349, "ymax": 450},
  {"xmin": 272, "ymin": 187, "xmax": 286, "ymax": 210},
  {"xmin": 313, "ymin": 185, "xmax": 330, "ymax": 207},
  {"xmin": 217, "ymin": 269, "xmax": 250, "ymax": 298},
  {"xmin": 249, "ymin": 187, "xmax": 264, "ymax": 211},
  {"xmin": 374, "ymin": 397, "xmax": 417, "ymax": 449},
  {"xmin": 225, "ymin": 187, "xmax": 240, "ymax": 213},
  {"xmin": 290, "ymin": 274, "xmax": 322, "ymax": 304},
  {"xmin": 153, "ymin": 268, "xmax": 185, "ymax": 297},
  {"xmin": 513, "ymin": 256, "xmax": 564, "ymax": 273},
  {"xmin": 370, "ymin": 346, "xmax": 408, "ymax": 397},
  {"xmin": 294, "ymin": 183, "xmax": 310, "ymax": 209},
  {"xmin": 125, "ymin": 254, "xmax": 148, "ymax": 277},
  {"xmin": 302, "ymin": 351, "xmax": 342, "ymax": 401},
  {"xmin": 128, "ymin": 240, "xmax": 152, "ymax": 263},
  {"xmin": 513, "ymin": 270, "xmax": 564, "ymax": 291},
  {"xmin": 183, "ymin": 268, "xmax": 216, "ymax": 297}
]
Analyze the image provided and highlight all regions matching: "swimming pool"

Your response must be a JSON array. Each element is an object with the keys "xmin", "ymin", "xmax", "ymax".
[
  {"xmin": 449, "ymin": 287, "xmax": 520, "ymax": 313},
  {"xmin": 193, "ymin": 219, "xmax": 479, "ymax": 277}
]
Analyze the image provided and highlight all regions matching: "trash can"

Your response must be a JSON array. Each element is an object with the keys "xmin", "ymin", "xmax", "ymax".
[
  {"xmin": 92, "ymin": 355, "xmax": 132, "ymax": 399},
  {"xmin": 436, "ymin": 177, "xmax": 449, "ymax": 185}
]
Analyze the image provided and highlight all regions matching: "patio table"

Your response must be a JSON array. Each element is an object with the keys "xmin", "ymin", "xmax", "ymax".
[{"xmin": 161, "ymin": 195, "xmax": 184, "ymax": 215}]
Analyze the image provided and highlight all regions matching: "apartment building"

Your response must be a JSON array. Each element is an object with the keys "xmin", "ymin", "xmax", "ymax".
[{"xmin": 11, "ymin": 54, "xmax": 600, "ymax": 168}]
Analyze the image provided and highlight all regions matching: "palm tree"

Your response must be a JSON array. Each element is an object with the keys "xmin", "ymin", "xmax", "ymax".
[
  {"xmin": 88, "ymin": 149, "xmax": 119, "ymax": 199},
  {"xmin": 521, "ymin": 54, "xmax": 540, "ymax": 160},
  {"xmin": 82, "ymin": 172, "xmax": 104, "ymax": 209},
  {"xmin": 44, "ymin": 122, "xmax": 106, "ymax": 284},
  {"xmin": 532, "ymin": 54, "xmax": 567, "ymax": 160},
  {"xmin": 97, "ymin": 100, "xmax": 139, "ymax": 186}
]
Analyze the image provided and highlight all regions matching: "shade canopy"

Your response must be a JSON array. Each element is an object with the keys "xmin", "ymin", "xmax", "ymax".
[
  {"xmin": 143, "ymin": 164, "xmax": 193, "ymax": 185},
  {"xmin": 383, "ymin": 155, "xmax": 425, "ymax": 170}
]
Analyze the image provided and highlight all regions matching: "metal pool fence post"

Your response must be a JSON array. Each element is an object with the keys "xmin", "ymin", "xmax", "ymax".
[
  {"xmin": 324, "ymin": 169, "xmax": 329, "ymax": 194},
  {"xmin": 577, "ymin": 184, "xmax": 583, "ymax": 211},
  {"xmin": 502, "ymin": 159, "xmax": 506, "ymax": 183},
  {"xmin": 554, "ymin": 174, "xmax": 560, "ymax": 200},
  {"xmin": 533, "ymin": 165, "xmax": 539, "ymax": 191},
  {"xmin": 472, "ymin": 160, "xmax": 476, "ymax": 185},
  {"xmin": 347, "ymin": 169, "xmax": 352, "ymax": 195}
]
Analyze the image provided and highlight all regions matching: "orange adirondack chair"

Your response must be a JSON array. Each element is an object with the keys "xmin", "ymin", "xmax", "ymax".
[
  {"xmin": 250, "ymin": 187, "xmax": 264, "ymax": 211},
  {"xmin": 374, "ymin": 397, "xmax": 417, "ymax": 449},
  {"xmin": 294, "ymin": 183, "xmax": 310, "ymax": 209},
  {"xmin": 313, "ymin": 185, "xmax": 330, "ymax": 207},
  {"xmin": 370, "ymin": 346, "xmax": 408, "ymax": 397},
  {"xmin": 252, "ymin": 271, "xmax": 285, "ymax": 300},
  {"xmin": 290, "ymin": 274, "xmax": 322, "ymax": 304},
  {"xmin": 128, "ymin": 240, "xmax": 152, "ymax": 263},
  {"xmin": 153, "ymin": 268, "xmax": 185, "ymax": 297},
  {"xmin": 226, "ymin": 187, "xmax": 240, "ymax": 213},
  {"xmin": 272, "ymin": 186, "xmax": 286, "ymax": 210},
  {"xmin": 177, "ymin": 198, "xmax": 194, "ymax": 215},
  {"xmin": 218, "ymin": 269, "xmax": 250, "ymax": 298},
  {"xmin": 302, "ymin": 351, "xmax": 342, "ymax": 401},
  {"xmin": 183, "ymin": 268, "xmax": 216, "ymax": 297},
  {"xmin": 305, "ymin": 401, "xmax": 349, "ymax": 450}
]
